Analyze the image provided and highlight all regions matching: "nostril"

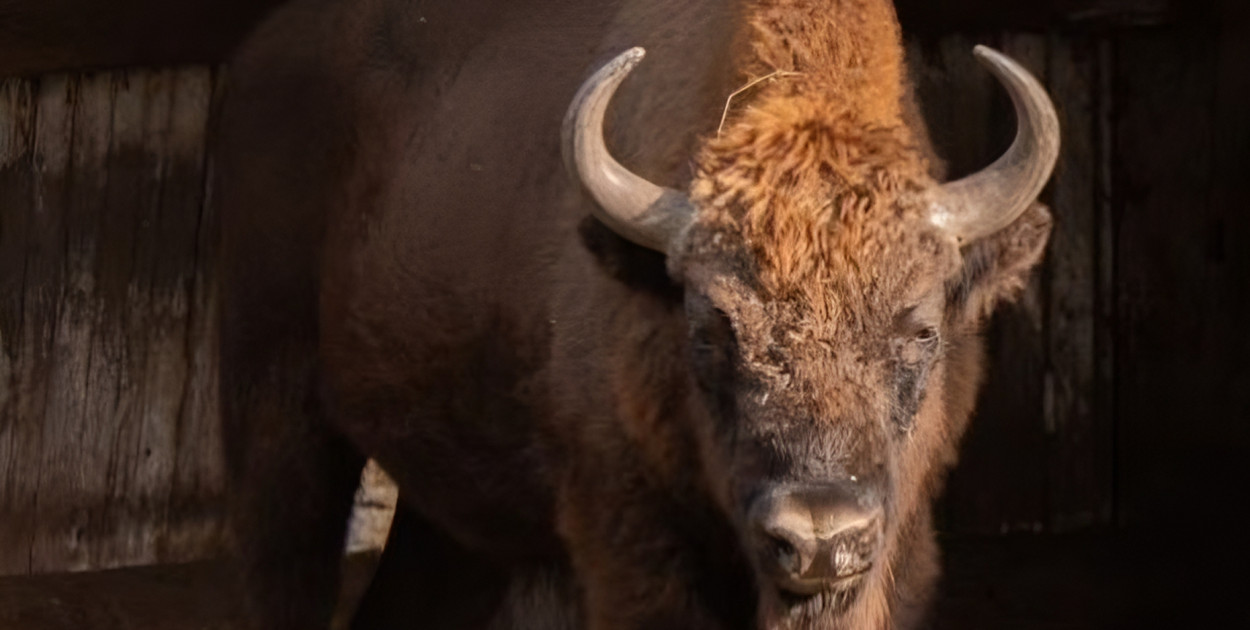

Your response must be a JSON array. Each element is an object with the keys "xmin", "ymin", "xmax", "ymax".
[{"xmin": 765, "ymin": 531, "xmax": 801, "ymax": 575}]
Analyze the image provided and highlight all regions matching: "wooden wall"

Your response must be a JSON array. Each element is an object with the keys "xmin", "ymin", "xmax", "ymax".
[
  {"xmin": 0, "ymin": 69, "xmax": 224, "ymax": 575},
  {"xmin": 1110, "ymin": 1, "xmax": 1250, "ymax": 535},
  {"xmin": 3, "ymin": 0, "xmax": 1247, "ymax": 576},
  {"xmin": 916, "ymin": 0, "xmax": 1250, "ymax": 538}
]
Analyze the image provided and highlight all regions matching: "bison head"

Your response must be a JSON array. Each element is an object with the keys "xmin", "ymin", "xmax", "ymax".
[{"xmin": 565, "ymin": 47, "xmax": 1057, "ymax": 626}]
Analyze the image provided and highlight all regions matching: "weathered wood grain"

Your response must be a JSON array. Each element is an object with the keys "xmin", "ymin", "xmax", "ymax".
[
  {"xmin": 0, "ymin": 65, "xmax": 393, "ymax": 576},
  {"xmin": 163, "ymin": 69, "xmax": 228, "ymax": 563},
  {"xmin": 0, "ymin": 76, "xmax": 41, "ymax": 574},
  {"xmin": 1044, "ymin": 35, "xmax": 1110, "ymax": 531},
  {"xmin": 0, "ymin": 69, "xmax": 225, "ymax": 576},
  {"xmin": 21, "ymin": 71, "xmax": 92, "ymax": 574}
]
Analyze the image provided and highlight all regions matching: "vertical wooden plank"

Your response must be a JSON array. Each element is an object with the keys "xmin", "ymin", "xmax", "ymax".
[
  {"xmin": 7, "ymin": 75, "xmax": 82, "ymax": 571},
  {"xmin": 1093, "ymin": 37, "xmax": 1117, "ymax": 531},
  {"xmin": 1197, "ymin": 0, "xmax": 1250, "ymax": 529},
  {"xmin": 0, "ymin": 77, "xmax": 43, "ymax": 574},
  {"xmin": 1112, "ymin": 19, "xmax": 1220, "ymax": 531},
  {"xmin": 49, "ymin": 78, "xmax": 112, "ymax": 576},
  {"xmin": 26, "ymin": 74, "xmax": 81, "ymax": 570},
  {"xmin": 1044, "ymin": 35, "xmax": 1109, "ymax": 531},
  {"xmin": 161, "ymin": 67, "xmax": 226, "ymax": 562},
  {"xmin": 26, "ymin": 72, "xmax": 117, "ymax": 573},
  {"xmin": 1193, "ymin": 1, "xmax": 1250, "ymax": 590},
  {"xmin": 112, "ymin": 68, "xmax": 178, "ymax": 568},
  {"xmin": 91, "ymin": 68, "xmax": 193, "ymax": 570},
  {"xmin": 1208, "ymin": 3, "xmax": 1250, "ymax": 429}
]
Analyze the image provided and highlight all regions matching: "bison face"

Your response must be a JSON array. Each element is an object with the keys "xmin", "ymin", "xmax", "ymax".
[
  {"xmin": 672, "ymin": 198, "xmax": 961, "ymax": 618},
  {"xmin": 669, "ymin": 188, "xmax": 1052, "ymax": 624},
  {"xmin": 673, "ymin": 191, "xmax": 1051, "ymax": 624},
  {"xmin": 565, "ymin": 47, "xmax": 1057, "ymax": 626}
]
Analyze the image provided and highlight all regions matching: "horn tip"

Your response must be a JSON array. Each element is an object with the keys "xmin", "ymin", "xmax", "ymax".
[
  {"xmin": 972, "ymin": 44, "xmax": 1004, "ymax": 65},
  {"xmin": 622, "ymin": 47, "xmax": 647, "ymax": 70},
  {"xmin": 599, "ymin": 47, "xmax": 647, "ymax": 79}
]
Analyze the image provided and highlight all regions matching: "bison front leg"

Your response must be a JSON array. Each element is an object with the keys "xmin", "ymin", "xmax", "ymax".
[
  {"xmin": 222, "ymin": 350, "xmax": 365, "ymax": 630},
  {"xmin": 558, "ymin": 466, "xmax": 755, "ymax": 630}
]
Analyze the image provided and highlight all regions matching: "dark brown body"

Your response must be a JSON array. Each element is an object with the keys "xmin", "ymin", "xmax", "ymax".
[{"xmin": 216, "ymin": 1, "xmax": 1052, "ymax": 628}]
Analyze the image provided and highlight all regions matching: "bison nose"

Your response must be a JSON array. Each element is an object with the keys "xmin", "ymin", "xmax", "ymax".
[{"xmin": 749, "ymin": 483, "xmax": 883, "ymax": 594}]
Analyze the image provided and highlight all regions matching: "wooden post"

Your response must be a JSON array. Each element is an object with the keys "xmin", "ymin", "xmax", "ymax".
[
  {"xmin": 1044, "ymin": 34, "xmax": 1111, "ymax": 531},
  {"xmin": 1111, "ymin": 15, "xmax": 1222, "ymax": 530}
]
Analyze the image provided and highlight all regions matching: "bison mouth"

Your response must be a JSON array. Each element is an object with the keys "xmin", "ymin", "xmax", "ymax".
[{"xmin": 764, "ymin": 571, "xmax": 868, "ymax": 626}]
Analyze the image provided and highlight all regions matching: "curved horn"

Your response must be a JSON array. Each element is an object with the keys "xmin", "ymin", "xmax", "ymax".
[
  {"xmin": 928, "ymin": 45, "xmax": 1061, "ymax": 243},
  {"xmin": 562, "ymin": 47, "xmax": 695, "ymax": 252}
]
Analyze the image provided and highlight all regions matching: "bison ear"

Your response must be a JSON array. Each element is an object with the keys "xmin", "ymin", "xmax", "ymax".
[
  {"xmin": 578, "ymin": 216, "xmax": 685, "ymax": 301},
  {"xmin": 946, "ymin": 201, "xmax": 1053, "ymax": 325}
]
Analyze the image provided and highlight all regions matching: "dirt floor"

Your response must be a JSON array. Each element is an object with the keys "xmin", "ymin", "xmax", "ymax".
[
  {"xmin": 0, "ymin": 553, "xmax": 379, "ymax": 630},
  {"xmin": 0, "ymin": 534, "xmax": 1217, "ymax": 629}
]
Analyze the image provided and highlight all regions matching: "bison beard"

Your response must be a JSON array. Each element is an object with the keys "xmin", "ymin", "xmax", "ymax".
[{"xmin": 215, "ymin": 0, "xmax": 1058, "ymax": 628}]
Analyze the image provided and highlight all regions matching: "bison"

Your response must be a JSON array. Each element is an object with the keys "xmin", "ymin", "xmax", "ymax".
[{"xmin": 215, "ymin": 0, "xmax": 1059, "ymax": 628}]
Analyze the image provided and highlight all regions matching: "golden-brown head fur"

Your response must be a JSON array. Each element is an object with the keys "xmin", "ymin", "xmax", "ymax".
[{"xmin": 691, "ymin": 0, "xmax": 948, "ymax": 303}]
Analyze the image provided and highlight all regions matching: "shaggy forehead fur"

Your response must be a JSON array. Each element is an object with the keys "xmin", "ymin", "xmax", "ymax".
[{"xmin": 685, "ymin": 0, "xmax": 957, "ymax": 327}]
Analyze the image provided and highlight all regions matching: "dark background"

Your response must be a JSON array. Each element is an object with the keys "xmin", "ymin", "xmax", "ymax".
[{"xmin": 1, "ymin": 0, "xmax": 1247, "ymax": 627}]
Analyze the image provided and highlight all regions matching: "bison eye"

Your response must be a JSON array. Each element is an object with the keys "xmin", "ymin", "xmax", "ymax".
[
  {"xmin": 915, "ymin": 327, "xmax": 939, "ymax": 343},
  {"xmin": 898, "ymin": 327, "xmax": 940, "ymax": 365}
]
